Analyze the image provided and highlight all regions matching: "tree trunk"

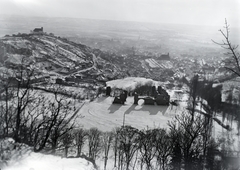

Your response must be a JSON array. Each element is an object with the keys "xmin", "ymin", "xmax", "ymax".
[
  {"xmin": 126, "ymin": 161, "xmax": 130, "ymax": 170},
  {"xmin": 104, "ymin": 156, "xmax": 108, "ymax": 170},
  {"xmin": 15, "ymin": 108, "xmax": 21, "ymax": 143},
  {"xmin": 118, "ymin": 151, "xmax": 121, "ymax": 170},
  {"xmin": 140, "ymin": 159, "xmax": 144, "ymax": 170},
  {"xmin": 77, "ymin": 145, "xmax": 81, "ymax": 157},
  {"xmin": 64, "ymin": 146, "xmax": 68, "ymax": 158},
  {"xmin": 146, "ymin": 161, "xmax": 151, "ymax": 170},
  {"xmin": 52, "ymin": 143, "xmax": 57, "ymax": 154},
  {"xmin": 114, "ymin": 145, "xmax": 117, "ymax": 167},
  {"xmin": 162, "ymin": 158, "xmax": 165, "ymax": 170}
]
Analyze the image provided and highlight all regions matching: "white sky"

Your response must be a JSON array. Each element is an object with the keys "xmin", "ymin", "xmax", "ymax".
[{"xmin": 0, "ymin": 0, "xmax": 239, "ymax": 27}]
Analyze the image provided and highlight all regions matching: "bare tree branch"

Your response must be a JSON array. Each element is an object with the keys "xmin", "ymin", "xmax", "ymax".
[{"xmin": 213, "ymin": 19, "xmax": 240, "ymax": 77}]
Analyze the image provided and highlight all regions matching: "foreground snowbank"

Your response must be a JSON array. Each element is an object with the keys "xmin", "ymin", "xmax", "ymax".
[
  {"xmin": 0, "ymin": 138, "xmax": 95, "ymax": 170},
  {"xmin": 4, "ymin": 153, "xmax": 95, "ymax": 170}
]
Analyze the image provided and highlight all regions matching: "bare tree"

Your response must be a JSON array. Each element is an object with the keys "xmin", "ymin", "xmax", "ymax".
[
  {"xmin": 0, "ymin": 57, "xmax": 39, "ymax": 143},
  {"xmin": 168, "ymin": 112, "xmax": 206, "ymax": 170},
  {"xmin": 212, "ymin": 19, "xmax": 240, "ymax": 77},
  {"xmin": 48, "ymin": 93, "xmax": 76, "ymax": 153},
  {"xmin": 19, "ymin": 94, "xmax": 46, "ymax": 145},
  {"xmin": 118, "ymin": 125, "xmax": 140, "ymax": 170},
  {"xmin": 187, "ymin": 74, "xmax": 200, "ymax": 122},
  {"xmin": 138, "ymin": 129, "xmax": 157, "ymax": 170},
  {"xmin": 101, "ymin": 131, "xmax": 114, "ymax": 170},
  {"xmin": 112, "ymin": 127, "xmax": 121, "ymax": 168},
  {"xmin": 0, "ymin": 69, "xmax": 15, "ymax": 138},
  {"xmin": 33, "ymin": 91, "xmax": 77, "ymax": 152},
  {"xmin": 74, "ymin": 128, "xmax": 87, "ymax": 157},
  {"xmin": 213, "ymin": 20, "xmax": 240, "ymax": 159},
  {"xmin": 87, "ymin": 127, "xmax": 102, "ymax": 161},
  {"xmin": 170, "ymin": 134, "xmax": 182, "ymax": 170},
  {"xmin": 0, "ymin": 57, "xmax": 49, "ymax": 146},
  {"xmin": 13, "ymin": 58, "xmax": 35, "ymax": 143},
  {"xmin": 61, "ymin": 131, "xmax": 74, "ymax": 157},
  {"xmin": 155, "ymin": 128, "xmax": 173, "ymax": 170}
]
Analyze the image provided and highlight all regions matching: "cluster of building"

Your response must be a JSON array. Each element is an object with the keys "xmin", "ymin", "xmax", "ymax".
[{"xmin": 105, "ymin": 84, "xmax": 170, "ymax": 105}]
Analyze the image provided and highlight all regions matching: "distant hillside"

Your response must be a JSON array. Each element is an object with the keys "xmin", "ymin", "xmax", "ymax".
[{"xmin": 0, "ymin": 33, "xmax": 127, "ymax": 98}]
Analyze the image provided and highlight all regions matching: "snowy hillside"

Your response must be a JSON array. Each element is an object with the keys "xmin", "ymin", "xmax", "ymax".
[
  {"xmin": 0, "ymin": 33, "xmax": 121, "ymax": 87},
  {"xmin": 0, "ymin": 33, "xmax": 128, "ymax": 99}
]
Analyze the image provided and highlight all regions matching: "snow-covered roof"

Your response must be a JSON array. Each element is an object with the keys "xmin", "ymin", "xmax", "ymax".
[{"xmin": 106, "ymin": 77, "xmax": 162, "ymax": 91}]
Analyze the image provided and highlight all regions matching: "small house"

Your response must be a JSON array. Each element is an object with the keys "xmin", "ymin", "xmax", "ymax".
[{"xmin": 32, "ymin": 27, "xmax": 43, "ymax": 35}]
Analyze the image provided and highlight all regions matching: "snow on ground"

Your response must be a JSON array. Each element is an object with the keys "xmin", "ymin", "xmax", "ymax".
[
  {"xmin": 0, "ymin": 138, "xmax": 95, "ymax": 170},
  {"xmin": 1, "ymin": 88, "xmax": 239, "ymax": 170},
  {"xmin": 58, "ymin": 46, "xmax": 81, "ymax": 62},
  {"xmin": 3, "ymin": 153, "xmax": 95, "ymax": 170},
  {"xmin": 76, "ymin": 96, "xmax": 184, "ymax": 131},
  {"xmin": 41, "ymin": 38, "xmax": 57, "ymax": 47},
  {"xmin": 4, "ymin": 39, "xmax": 28, "ymax": 49}
]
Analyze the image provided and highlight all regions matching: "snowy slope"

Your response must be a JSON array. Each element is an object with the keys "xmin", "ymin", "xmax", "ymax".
[
  {"xmin": 0, "ymin": 34, "xmax": 120, "ymax": 84},
  {"xmin": 2, "ymin": 35, "xmax": 91, "ymax": 71}
]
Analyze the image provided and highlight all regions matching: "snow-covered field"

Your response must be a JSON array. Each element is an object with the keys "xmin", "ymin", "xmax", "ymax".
[{"xmin": 76, "ymin": 90, "xmax": 187, "ymax": 131}]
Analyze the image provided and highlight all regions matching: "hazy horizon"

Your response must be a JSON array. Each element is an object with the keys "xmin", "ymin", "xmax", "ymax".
[{"xmin": 0, "ymin": 0, "xmax": 239, "ymax": 28}]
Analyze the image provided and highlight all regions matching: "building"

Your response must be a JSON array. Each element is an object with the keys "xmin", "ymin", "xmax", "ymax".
[
  {"xmin": 159, "ymin": 53, "xmax": 170, "ymax": 60},
  {"xmin": 32, "ymin": 27, "xmax": 43, "ymax": 34}
]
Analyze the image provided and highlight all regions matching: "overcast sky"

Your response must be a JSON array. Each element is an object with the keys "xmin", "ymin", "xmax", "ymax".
[{"xmin": 0, "ymin": 0, "xmax": 239, "ymax": 27}]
